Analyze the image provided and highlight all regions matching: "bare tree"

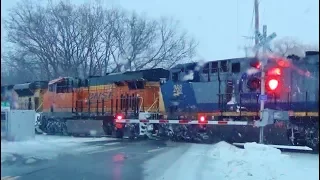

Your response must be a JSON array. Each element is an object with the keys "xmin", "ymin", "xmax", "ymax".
[
  {"xmin": 240, "ymin": 37, "xmax": 318, "ymax": 58},
  {"xmin": 113, "ymin": 15, "xmax": 197, "ymax": 72},
  {"xmin": 3, "ymin": 0, "xmax": 197, "ymax": 83},
  {"xmin": 272, "ymin": 37, "xmax": 319, "ymax": 57}
]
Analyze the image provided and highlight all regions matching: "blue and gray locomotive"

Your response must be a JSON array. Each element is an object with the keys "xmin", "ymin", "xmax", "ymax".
[{"xmin": 160, "ymin": 51, "xmax": 319, "ymax": 150}]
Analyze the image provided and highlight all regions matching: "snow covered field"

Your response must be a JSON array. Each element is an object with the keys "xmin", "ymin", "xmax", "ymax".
[
  {"xmin": 144, "ymin": 141, "xmax": 319, "ymax": 180},
  {"xmin": 1, "ymin": 135, "xmax": 117, "ymax": 163}
]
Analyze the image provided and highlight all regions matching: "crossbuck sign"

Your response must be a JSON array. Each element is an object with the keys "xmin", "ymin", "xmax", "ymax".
[{"xmin": 253, "ymin": 25, "xmax": 277, "ymax": 64}]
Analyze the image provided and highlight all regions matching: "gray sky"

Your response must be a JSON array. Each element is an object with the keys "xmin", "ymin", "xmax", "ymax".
[{"xmin": 1, "ymin": 0, "xmax": 319, "ymax": 60}]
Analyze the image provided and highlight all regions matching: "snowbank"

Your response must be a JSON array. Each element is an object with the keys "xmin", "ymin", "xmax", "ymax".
[
  {"xmin": 145, "ymin": 141, "xmax": 318, "ymax": 180},
  {"xmin": 1, "ymin": 135, "xmax": 117, "ymax": 163},
  {"xmin": 209, "ymin": 141, "xmax": 318, "ymax": 180}
]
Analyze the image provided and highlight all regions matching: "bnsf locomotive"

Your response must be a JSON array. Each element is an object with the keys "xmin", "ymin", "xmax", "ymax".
[{"xmin": 1, "ymin": 51, "xmax": 318, "ymax": 150}]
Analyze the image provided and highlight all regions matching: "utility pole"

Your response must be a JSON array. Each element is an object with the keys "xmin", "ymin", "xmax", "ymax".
[
  {"xmin": 254, "ymin": 0, "xmax": 259, "ymax": 47},
  {"xmin": 252, "ymin": 1, "xmax": 277, "ymax": 144},
  {"xmin": 259, "ymin": 25, "xmax": 267, "ymax": 144},
  {"xmin": 240, "ymin": 0, "xmax": 259, "ymax": 57},
  {"xmin": 254, "ymin": 0, "xmax": 263, "ymax": 144},
  {"xmin": 254, "ymin": 26, "xmax": 277, "ymax": 144}
]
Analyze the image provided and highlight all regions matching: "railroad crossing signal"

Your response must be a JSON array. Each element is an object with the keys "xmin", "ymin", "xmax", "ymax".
[
  {"xmin": 253, "ymin": 25, "xmax": 277, "ymax": 144},
  {"xmin": 253, "ymin": 25, "xmax": 277, "ymax": 60}
]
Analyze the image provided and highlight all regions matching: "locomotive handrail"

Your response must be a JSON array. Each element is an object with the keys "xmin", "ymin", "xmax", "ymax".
[
  {"xmin": 146, "ymin": 97, "xmax": 159, "ymax": 112},
  {"xmin": 74, "ymin": 95, "xmax": 142, "ymax": 118},
  {"xmin": 217, "ymin": 91, "xmax": 318, "ymax": 115}
]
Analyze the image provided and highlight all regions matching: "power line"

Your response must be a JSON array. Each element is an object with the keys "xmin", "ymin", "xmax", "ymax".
[
  {"xmin": 236, "ymin": 0, "xmax": 239, "ymax": 51},
  {"xmin": 244, "ymin": 2, "xmax": 256, "ymax": 50},
  {"xmin": 249, "ymin": 2, "xmax": 255, "ymax": 37}
]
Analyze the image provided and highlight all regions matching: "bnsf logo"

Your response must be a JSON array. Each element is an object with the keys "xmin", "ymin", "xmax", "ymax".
[{"xmin": 88, "ymin": 91, "xmax": 113, "ymax": 100}]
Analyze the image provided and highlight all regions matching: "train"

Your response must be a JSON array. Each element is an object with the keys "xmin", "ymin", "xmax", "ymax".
[{"xmin": 1, "ymin": 51, "xmax": 319, "ymax": 151}]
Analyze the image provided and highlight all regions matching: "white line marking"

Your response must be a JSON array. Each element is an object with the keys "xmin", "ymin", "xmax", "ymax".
[
  {"xmin": 232, "ymin": 143, "xmax": 313, "ymax": 151},
  {"xmin": 103, "ymin": 142, "xmax": 120, "ymax": 146},
  {"xmin": 86, "ymin": 147, "xmax": 124, "ymax": 155},
  {"xmin": 147, "ymin": 148, "xmax": 165, "ymax": 153},
  {"xmin": 1, "ymin": 176, "xmax": 20, "ymax": 180}
]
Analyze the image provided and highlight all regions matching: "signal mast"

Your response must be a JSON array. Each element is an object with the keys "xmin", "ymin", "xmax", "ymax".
[{"xmin": 253, "ymin": 0, "xmax": 278, "ymax": 144}]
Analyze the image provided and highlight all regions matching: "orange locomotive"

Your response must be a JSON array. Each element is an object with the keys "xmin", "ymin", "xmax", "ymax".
[{"xmin": 40, "ymin": 68, "xmax": 170, "ymax": 136}]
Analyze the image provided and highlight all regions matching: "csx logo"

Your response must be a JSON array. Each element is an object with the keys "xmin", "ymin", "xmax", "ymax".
[{"xmin": 173, "ymin": 84, "xmax": 183, "ymax": 97}]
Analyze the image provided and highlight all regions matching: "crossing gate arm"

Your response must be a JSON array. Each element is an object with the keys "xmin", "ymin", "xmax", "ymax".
[{"xmin": 115, "ymin": 119, "xmax": 250, "ymax": 125}]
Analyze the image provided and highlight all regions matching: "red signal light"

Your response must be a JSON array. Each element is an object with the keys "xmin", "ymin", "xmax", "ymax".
[
  {"xmin": 266, "ymin": 67, "xmax": 281, "ymax": 93},
  {"xmin": 247, "ymin": 77, "xmax": 261, "ymax": 91},
  {"xmin": 268, "ymin": 79, "xmax": 279, "ymax": 90},
  {"xmin": 277, "ymin": 59, "xmax": 290, "ymax": 68},
  {"xmin": 274, "ymin": 68, "xmax": 281, "ymax": 75},
  {"xmin": 267, "ymin": 68, "xmax": 281, "ymax": 76},
  {"xmin": 116, "ymin": 115, "xmax": 123, "ymax": 120},
  {"xmin": 255, "ymin": 62, "xmax": 261, "ymax": 69},
  {"xmin": 250, "ymin": 59, "xmax": 261, "ymax": 69},
  {"xmin": 198, "ymin": 115, "xmax": 208, "ymax": 124}
]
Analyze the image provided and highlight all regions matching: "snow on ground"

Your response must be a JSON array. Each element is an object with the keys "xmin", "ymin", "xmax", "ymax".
[
  {"xmin": 144, "ymin": 141, "xmax": 319, "ymax": 180},
  {"xmin": 1, "ymin": 135, "xmax": 117, "ymax": 163}
]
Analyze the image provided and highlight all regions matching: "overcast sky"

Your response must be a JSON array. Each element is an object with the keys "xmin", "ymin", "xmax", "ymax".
[{"xmin": 1, "ymin": 0, "xmax": 319, "ymax": 60}]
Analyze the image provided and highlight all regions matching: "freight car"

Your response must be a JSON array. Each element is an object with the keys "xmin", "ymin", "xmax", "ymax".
[{"xmin": 114, "ymin": 51, "xmax": 319, "ymax": 151}]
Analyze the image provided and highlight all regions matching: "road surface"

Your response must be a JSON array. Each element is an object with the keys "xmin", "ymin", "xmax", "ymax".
[
  {"xmin": 1, "ymin": 139, "xmax": 319, "ymax": 180},
  {"xmin": 1, "ymin": 139, "xmax": 189, "ymax": 180}
]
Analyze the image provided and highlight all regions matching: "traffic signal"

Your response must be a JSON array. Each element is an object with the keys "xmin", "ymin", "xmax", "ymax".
[{"xmin": 265, "ymin": 67, "xmax": 281, "ymax": 94}]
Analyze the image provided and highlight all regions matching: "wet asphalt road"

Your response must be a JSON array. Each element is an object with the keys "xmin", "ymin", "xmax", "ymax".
[{"xmin": 1, "ymin": 139, "xmax": 181, "ymax": 180}]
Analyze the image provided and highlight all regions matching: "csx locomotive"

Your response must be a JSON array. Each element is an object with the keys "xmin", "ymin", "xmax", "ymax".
[
  {"xmin": 1, "ymin": 51, "xmax": 318, "ymax": 150},
  {"xmin": 159, "ymin": 51, "xmax": 318, "ymax": 150}
]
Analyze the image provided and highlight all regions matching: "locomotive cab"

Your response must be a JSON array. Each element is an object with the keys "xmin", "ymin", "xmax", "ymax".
[
  {"xmin": 43, "ymin": 77, "xmax": 81, "ymax": 114},
  {"xmin": 13, "ymin": 81, "xmax": 48, "ymax": 111}
]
